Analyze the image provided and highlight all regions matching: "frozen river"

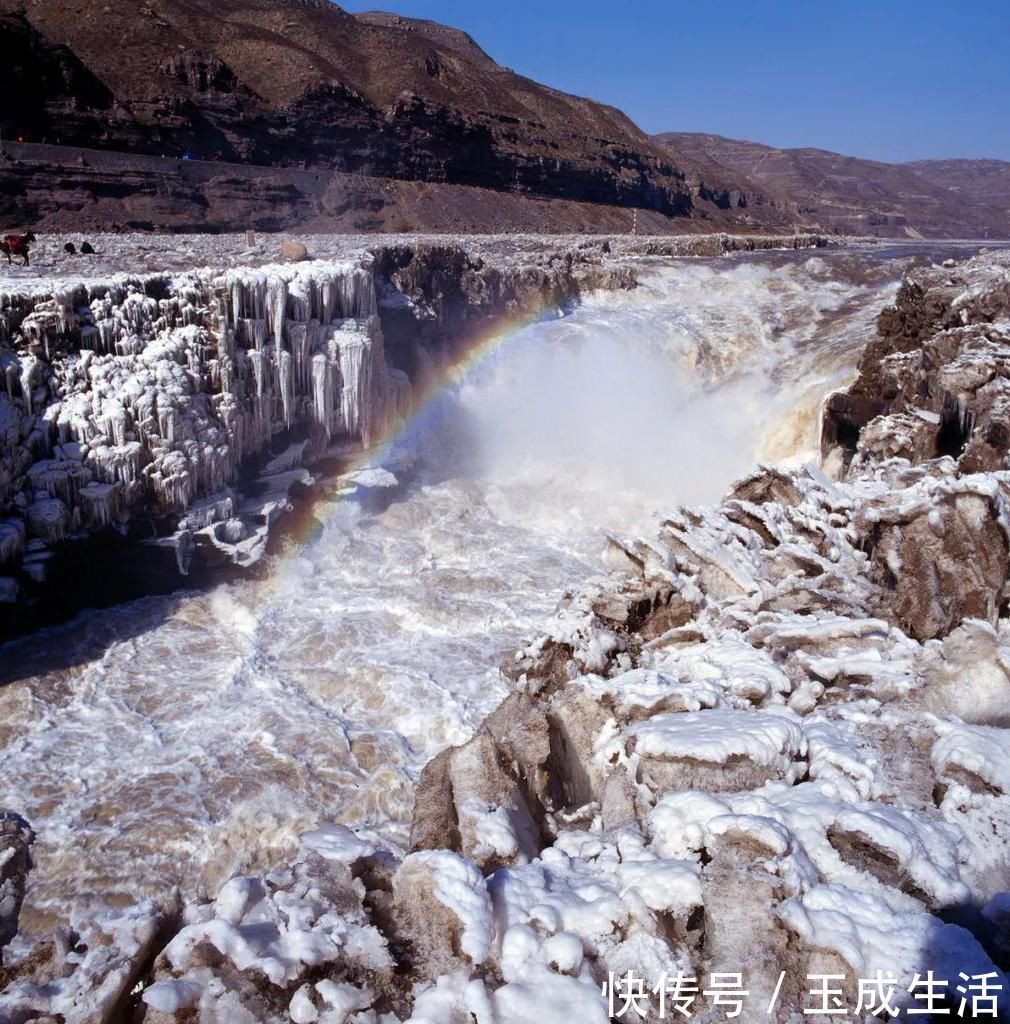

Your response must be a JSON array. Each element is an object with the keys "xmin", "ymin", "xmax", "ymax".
[{"xmin": 0, "ymin": 244, "xmax": 966, "ymax": 936}]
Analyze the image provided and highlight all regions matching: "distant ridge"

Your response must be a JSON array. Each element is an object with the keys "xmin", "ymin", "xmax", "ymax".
[
  {"xmin": 908, "ymin": 159, "xmax": 1010, "ymax": 214},
  {"xmin": 352, "ymin": 10, "xmax": 498, "ymax": 66},
  {"xmin": 656, "ymin": 132, "xmax": 1010, "ymax": 239}
]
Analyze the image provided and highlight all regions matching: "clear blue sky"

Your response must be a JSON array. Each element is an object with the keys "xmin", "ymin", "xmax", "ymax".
[{"xmin": 340, "ymin": 0, "xmax": 1010, "ymax": 162}]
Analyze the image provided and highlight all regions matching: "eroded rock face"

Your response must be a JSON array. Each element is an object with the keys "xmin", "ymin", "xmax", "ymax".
[
  {"xmin": 0, "ymin": 812, "xmax": 33, "ymax": 965},
  {"xmin": 860, "ymin": 479, "xmax": 1010, "ymax": 641},
  {"xmin": 819, "ymin": 251, "xmax": 1010, "ymax": 641},
  {"xmin": 823, "ymin": 251, "xmax": 1010, "ymax": 475}
]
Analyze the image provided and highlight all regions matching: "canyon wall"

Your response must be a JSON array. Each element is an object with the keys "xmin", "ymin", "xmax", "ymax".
[
  {"xmin": 0, "ymin": 144, "xmax": 721, "ymax": 237},
  {"xmin": 0, "ymin": 1, "xmax": 795, "ymax": 234}
]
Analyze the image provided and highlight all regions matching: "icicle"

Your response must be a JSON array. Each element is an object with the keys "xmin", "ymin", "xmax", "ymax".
[
  {"xmin": 20, "ymin": 355, "xmax": 38, "ymax": 416},
  {"xmin": 79, "ymin": 482, "xmax": 121, "ymax": 529},
  {"xmin": 26, "ymin": 460, "xmax": 91, "ymax": 505},
  {"xmin": 97, "ymin": 319, "xmax": 117, "ymax": 354},
  {"xmin": 102, "ymin": 400, "xmax": 130, "ymax": 447},
  {"xmin": 25, "ymin": 496, "xmax": 69, "ymax": 544},
  {"xmin": 321, "ymin": 275, "xmax": 336, "ymax": 323},
  {"xmin": 219, "ymin": 355, "xmax": 235, "ymax": 395},
  {"xmin": 2, "ymin": 354, "xmax": 18, "ymax": 402},
  {"xmin": 249, "ymin": 349, "xmax": 266, "ymax": 398},
  {"xmin": 89, "ymin": 441, "xmax": 145, "ymax": 488},
  {"xmin": 337, "ymin": 266, "xmax": 377, "ymax": 319},
  {"xmin": 53, "ymin": 287, "xmax": 76, "ymax": 334},
  {"xmin": 150, "ymin": 450, "xmax": 193, "ymax": 511},
  {"xmin": 79, "ymin": 325, "xmax": 100, "ymax": 352},
  {"xmin": 279, "ymin": 349, "xmax": 293, "ymax": 428},
  {"xmin": 288, "ymin": 321, "xmax": 320, "ymax": 398},
  {"xmin": 328, "ymin": 322, "xmax": 374, "ymax": 443},
  {"xmin": 219, "ymin": 325, "xmax": 235, "ymax": 359},
  {"xmin": 267, "ymin": 276, "xmax": 288, "ymax": 351},
  {"xmin": 230, "ymin": 279, "xmax": 244, "ymax": 324},
  {"xmin": 158, "ymin": 404, "xmax": 181, "ymax": 443},
  {"xmin": 1, "ymin": 254, "xmax": 399, "ymax": 585},
  {"xmin": 311, "ymin": 353, "xmax": 333, "ymax": 437},
  {"xmin": 0, "ymin": 518, "xmax": 26, "ymax": 567}
]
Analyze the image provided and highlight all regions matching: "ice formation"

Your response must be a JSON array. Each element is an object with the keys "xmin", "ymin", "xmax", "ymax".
[
  {"xmin": 0, "ymin": 258, "xmax": 408, "ymax": 596},
  {"xmin": 4, "ymin": 246, "xmax": 1010, "ymax": 1022},
  {"xmin": 0, "ymin": 233, "xmax": 675, "ymax": 619}
]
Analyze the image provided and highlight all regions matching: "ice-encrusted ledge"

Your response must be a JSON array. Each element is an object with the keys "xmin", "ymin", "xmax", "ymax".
[{"xmin": 0, "ymin": 255, "xmax": 410, "ymax": 632}]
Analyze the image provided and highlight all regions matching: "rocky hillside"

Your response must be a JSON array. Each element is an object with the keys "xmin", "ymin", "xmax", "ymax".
[
  {"xmin": 658, "ymin": 132, "xmax": 1010, "ymax": 239},
  {"xmin": 909, "ymin": 158, "xmax": 1010, "ymax": 214},
  {"xmin": 1, "ymin": 0, "xmax": 1005, "ymax": 237},
  {"xmin": 0, "ymin": 0, "xmax": 791, "ymax": 233}
]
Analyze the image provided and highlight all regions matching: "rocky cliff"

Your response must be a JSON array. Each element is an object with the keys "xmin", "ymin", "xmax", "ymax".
[
  {"xmin": 0, "ymin": 0, "xmax": 792, "ymax": 234},
  {"xmin": 2, "ymin": 251, "xmax": 1010, "ymax": 1021}
]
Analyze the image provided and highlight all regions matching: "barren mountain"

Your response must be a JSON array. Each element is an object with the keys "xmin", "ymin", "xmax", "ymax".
[
  {"xmin": 908, "ymin": 158, "xmax": 1010, "ymax": 213},
  {"xmin": 0, "ymin": 0, "xmax": 790, "ymax": 232},
  {"xmin": 658, "ymin": 132, "xmax": 1010, "ymax": 239},
  {"xmin": 5, "ymin": 0, "xmax": 1000, "ymax": 237},
  {"xmin": 351, "ymin": 10, "xmax": 498, "ymax": 66}
]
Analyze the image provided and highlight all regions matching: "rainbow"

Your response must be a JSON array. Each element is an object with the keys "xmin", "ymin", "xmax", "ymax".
[{"xmin": 265, "ymin": 301, "xmax": 561, "ymax": 563}]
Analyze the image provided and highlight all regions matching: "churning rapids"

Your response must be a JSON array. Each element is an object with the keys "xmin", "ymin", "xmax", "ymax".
[{"xmin": 0, "ymin": 245, "xmax": 974, "ymax": 940}]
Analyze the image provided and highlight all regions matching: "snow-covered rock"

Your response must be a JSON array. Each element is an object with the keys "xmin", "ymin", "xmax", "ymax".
[{"xmin": 0, "ymin": 812, "xmax": 33, "ymax": 963}]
